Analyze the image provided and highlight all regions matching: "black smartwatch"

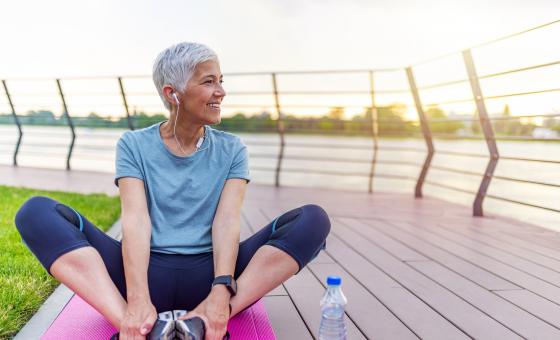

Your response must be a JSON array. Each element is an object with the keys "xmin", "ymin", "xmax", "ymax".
[{"xmin": 212, "ymin": 275, "xmax": 237, "ymax": 297}]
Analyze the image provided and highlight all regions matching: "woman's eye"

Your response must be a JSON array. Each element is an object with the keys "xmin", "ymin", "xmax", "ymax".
[{"xmin": 203, "ymin": 79, "xmax": 223, "ymax": 85}]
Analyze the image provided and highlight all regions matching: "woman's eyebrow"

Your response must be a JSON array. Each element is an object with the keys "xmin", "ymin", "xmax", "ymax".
[{"xmin": 202, "ymin": 74, "xmax": 224, "ymax": 79}]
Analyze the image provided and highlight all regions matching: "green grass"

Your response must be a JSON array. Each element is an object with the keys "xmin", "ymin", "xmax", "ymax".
[{"xmin": 0, "ymin": 185, "xmax": 120, "ymax": 339}]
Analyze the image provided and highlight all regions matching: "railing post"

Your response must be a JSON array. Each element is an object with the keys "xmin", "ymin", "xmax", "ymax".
[
  {"xmin": 56, "ymin": 79, "xmax": 75, "ymax": 170},
  {"xmin": 271, "ymin": 73, "xmax": 285, "ymax": 187},
  {"xmin": 463, "ymin": 49, "xmax": 499, "ymax": 217},
  {"xmin": 368, "ymin": 70, "xmax": 379, "ymax": 194},
  {"xmin": 118, "ymin": 77, "xmax": 135, "ymax": 130},
  {"xmin": 2, "ymin": 80, "xmax": 22, "ymax": 166},
  {"xmin": 406, "ymin": 67, "xmax": 435, "ymax": 198}
]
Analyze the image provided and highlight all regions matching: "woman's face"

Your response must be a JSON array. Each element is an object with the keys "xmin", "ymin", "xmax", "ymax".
[{"xmin": 179, "ymin": 59, "xmax": 225, "ymax": 125}]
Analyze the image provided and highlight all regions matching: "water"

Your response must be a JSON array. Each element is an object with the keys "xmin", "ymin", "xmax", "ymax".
[
  {"xmin": 319, "ymin": 276, "xmax": 347, "ymax": 340},
  {"xmin": 0, "ymin": 124, "xmax": 559, "ymax": 231}
]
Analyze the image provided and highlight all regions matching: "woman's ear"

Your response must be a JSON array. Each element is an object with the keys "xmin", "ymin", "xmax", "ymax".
[{"xmin": 163, "ymin": 85, "xmax": 176, "ymax": 106}]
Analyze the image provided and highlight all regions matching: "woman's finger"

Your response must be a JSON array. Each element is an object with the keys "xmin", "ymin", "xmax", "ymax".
[{"xmin": 140, "ymin": 317, "xmax": 154, "ymax": 335}]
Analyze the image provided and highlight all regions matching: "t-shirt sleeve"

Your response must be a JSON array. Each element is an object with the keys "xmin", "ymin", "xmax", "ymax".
[
  {"xmin": 114, "ymin": 134, "xmax": 144, "ymax": 187},
  {"xmin": 226, "ymin": 140, "xmax": 251, "ymax": 183}
]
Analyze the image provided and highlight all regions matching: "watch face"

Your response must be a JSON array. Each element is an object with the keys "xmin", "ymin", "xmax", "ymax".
[{"xmin": 213, "ymin": 275, "xmax": 237, "ymax": 296}]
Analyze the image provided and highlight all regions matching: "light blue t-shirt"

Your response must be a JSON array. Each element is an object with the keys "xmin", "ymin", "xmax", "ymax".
[{"xmin": 114, "ymin": 121, "xmax": 251, "ymax": 255}]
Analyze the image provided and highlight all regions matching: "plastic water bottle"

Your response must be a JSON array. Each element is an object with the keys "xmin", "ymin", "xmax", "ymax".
[{"xmin": 319, "ymin": 275, "xmax": 347, "ymax": 340}]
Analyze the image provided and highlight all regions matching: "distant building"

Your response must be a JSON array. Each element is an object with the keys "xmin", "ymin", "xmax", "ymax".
[{"xmin": 532, "ymin": 127, "xmax": 559, "ymax": 139}]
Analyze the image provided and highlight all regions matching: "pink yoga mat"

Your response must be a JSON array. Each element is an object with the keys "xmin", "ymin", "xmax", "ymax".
[{"xmin": 41, "ymin": 294, "xmax": 276, "ymax": 339}]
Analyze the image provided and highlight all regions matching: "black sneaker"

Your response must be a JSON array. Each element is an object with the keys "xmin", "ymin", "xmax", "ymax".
[
  {"xmin": 175, "ymin": 316, "xmax": 206, "ymax": 340},
  {"xmin": 148, "ymin": 311, "xmax": 176, "ymax": 340}
]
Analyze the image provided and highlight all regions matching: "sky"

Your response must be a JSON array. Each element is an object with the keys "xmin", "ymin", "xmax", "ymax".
[{"xmin": 0, "ymin": 0, "xmax": 559, "ymax": 119}]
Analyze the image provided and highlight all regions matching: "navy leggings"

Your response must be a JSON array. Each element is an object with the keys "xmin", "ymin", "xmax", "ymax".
[{"xmin": 14, "ymin": 196, "xmax": 330, "ymax": 312}]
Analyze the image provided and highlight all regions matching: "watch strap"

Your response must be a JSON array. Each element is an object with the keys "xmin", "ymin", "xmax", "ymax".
[{"xmin": 212, "ymin": 275, "xmax": 236, "ymax": 296}]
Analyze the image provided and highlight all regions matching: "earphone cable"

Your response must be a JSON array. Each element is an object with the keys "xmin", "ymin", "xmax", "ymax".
[
  {"xmin": 173, "ymin": 103, "xmax": 207, "ymax": 155},
  {"xmin": 173, "ymin": 104, "xmax": 188, "ymax": 155}
]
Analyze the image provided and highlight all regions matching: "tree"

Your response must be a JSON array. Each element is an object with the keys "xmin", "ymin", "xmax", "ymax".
[
  {"xmin": 326, "ymin": 107, "xmax": 344, "ymax": 120},
  {"xmin": 85, "ymin": 112, "xmax": 108, "ymax": 127},
  {"xmin": 24, "ymin": 110, "xmax": 57, "ymax": 125},
  {"xmin": 426, "ymin": 106, "xmax": 464, "ymax": 134},
  {"xmin": 375, "ymin": 103, "xmax": 415, "ymax": 135}
]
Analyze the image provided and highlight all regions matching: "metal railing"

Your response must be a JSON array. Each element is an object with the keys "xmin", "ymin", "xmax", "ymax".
[
  {"xmin": 1, "ymin": 19, "xmax": 559, "ymax": 219},
  {"xmin": 405, "ymin": 19, "xmax": 560, "ymax": 216}
]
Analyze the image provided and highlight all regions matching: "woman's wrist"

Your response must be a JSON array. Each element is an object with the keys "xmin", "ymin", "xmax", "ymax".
[{"xmin": 127, "ymin": 291, "xmax": 151, "ymax": 303}]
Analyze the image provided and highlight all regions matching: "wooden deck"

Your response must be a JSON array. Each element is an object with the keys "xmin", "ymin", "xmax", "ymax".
[
  {"xmin": 5, "ymin": 163, "xmax": 560, "ymax": 340},
  {"xmin": 243, "ymin": 184, "xmax": 560, "ymax": 340}
]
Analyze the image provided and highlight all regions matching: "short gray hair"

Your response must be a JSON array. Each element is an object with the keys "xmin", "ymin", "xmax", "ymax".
[{"xmin": 152, "ymin": 42, "xmax": 218, "ymax": 111}]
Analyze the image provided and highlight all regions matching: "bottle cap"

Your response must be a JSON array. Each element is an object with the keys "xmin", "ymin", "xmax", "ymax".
[{"xmin": 326, "ymin": 275, "xmax": 341, "ymax": 286}]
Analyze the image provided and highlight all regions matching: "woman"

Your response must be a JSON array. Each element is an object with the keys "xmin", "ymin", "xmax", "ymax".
[{"xmin": 15, "ymin": 42, "xmax": 331, "ymax": 340}]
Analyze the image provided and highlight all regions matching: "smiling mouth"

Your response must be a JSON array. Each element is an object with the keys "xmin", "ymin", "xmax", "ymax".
[{"xmin": 207, "ymin": 103, "xmax": 220, "ymax": 109}]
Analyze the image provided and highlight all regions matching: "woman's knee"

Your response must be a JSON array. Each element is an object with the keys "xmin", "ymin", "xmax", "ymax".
[
  {"xmin": 15, "ymin": 196, "xmax": 56, "ymax": 237},
  {"xmin": 301, "ymin": 204, "xmax": 331, "ymax": 241}
]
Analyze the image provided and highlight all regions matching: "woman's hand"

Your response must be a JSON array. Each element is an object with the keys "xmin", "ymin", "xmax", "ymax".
[
  {"xmin": 120, "ymin": 297, "xmax": 157, "ymax": 340},
  {"xmin": 178, "ymin": 285, "xmax": 231, "ymax": 340}
]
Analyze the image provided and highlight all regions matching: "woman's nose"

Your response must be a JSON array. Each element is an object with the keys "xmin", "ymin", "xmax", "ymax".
[{"xmin": 215, "ymin": 84, "xmax": 226, "ymax": 97}]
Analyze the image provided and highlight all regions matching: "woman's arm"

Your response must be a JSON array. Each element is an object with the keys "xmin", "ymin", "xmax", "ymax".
[
  {"xmin": 179, "ymin": 178, "xmax": 247, "ymax": 339},
  {"xmin": 211, "ymin": 178, "xmax": 247, "ymax": 279},
  {"xmin": 118, "ymin": 177, "xmax": 158, "ymax": 338},
  {"xmin": 119, "ymin": 177, "xmax": 152, "ymax": 301}
]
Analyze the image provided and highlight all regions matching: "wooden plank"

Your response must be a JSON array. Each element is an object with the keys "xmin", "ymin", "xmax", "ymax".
[
  {"xmin": 309, "ymin": 262, "xmax": 419, "ymax": 340},
  {"xmin": 496, "ymin": 290, "xmax": 560, "ymax": 329},
  {"xmin": 404, "ymin": 219, "xmax": 560, "ymax": 285},
  {"xmin": 335, "ymin": 218, "xmax": 428, "ymax": 262},
  {"xmin": 325, "ymin": 232, "xmax": 469, "ymax": 340},
  {"xmin": 283, "ymin": 267, "xmax": 367, "ymax": 339},
  {"xmin": 423, "ymin": 215, "xmax": 560, "ymax": 260},
  {"xmin": 488, "ymin": 231, "xmax": 560, "ymax": 262},
  {"xmin": 352, "ymin": 217, "xmax": 519, "ymax": 290},
  {"xmin": 262, "ymin": 296, "xmax": 313, "ymax": 340},
  {"xmin": 309, "ymin": 250, "xmax": 336, "ymax": 265},
  {"xmin": 435, "ymin": 220, "xmax": 560, "ymax": 267},
  {"xmin": 332, "ymin": 220, "xmax": 522, "ymax": 339},
  {"xmin": 502, "ymin": 229, "xmax": 560, "ymax": 252},
  {"xmin": 445, "ymin": 226, "xmax": 560, "ymax": 273},
  {"xmin": 410, "ymin": 261, "xmax": 560, "ymax": 339},
  {"xmin": 266, "ymin": 284, "xmax": 288, "ymax": 296},
  {"xmin": 385, "ymin": 220, "xmax": 560, "ymax": 306}
]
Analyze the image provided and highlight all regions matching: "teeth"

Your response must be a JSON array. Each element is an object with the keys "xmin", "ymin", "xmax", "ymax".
[{"xmin": 208, "ymin": 103, "xmax": 220, "ymax": 108}]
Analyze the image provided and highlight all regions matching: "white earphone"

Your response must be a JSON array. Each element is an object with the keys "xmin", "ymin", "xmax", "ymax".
[{"xmin": 172, "ymin": 92, "xmax": 179, "ymax": 105}]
